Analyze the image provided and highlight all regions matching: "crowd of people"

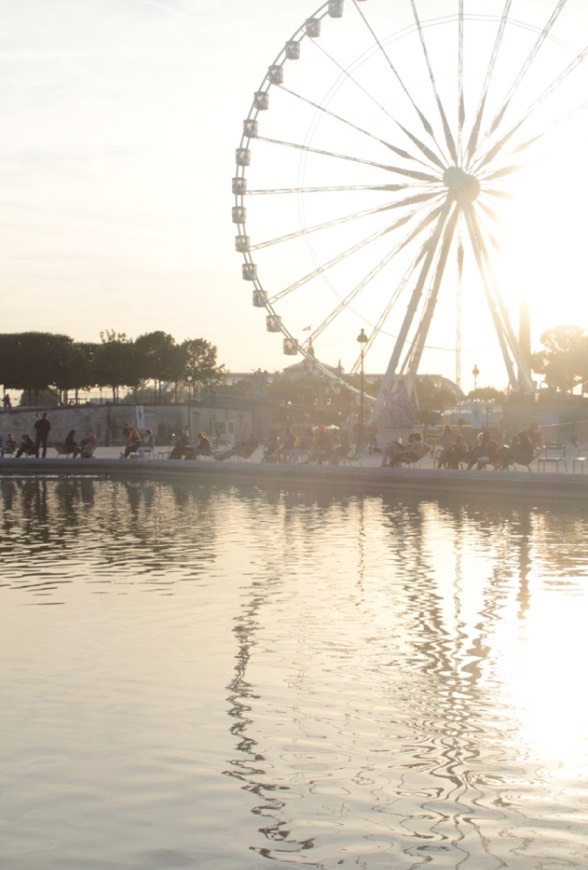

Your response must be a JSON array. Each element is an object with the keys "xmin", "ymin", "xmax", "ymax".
[
  {"xmin": 0, "ymin": 412, "xmax": 55, "ymax": 458},
  {"xmin": 121, "ymin": 424, "xmax": 156, "ymax": 458},
  {"xmin": 167, "ymin": 430, "xmax": 212, "ymax": 459},
  {"xmin": 0, "ymin": 412, "xmax": 575, "ymax": 472},
  {"xmin": 0, "ymin": 412, "xmax": 98, "ymax": 459},
  {"xmin": 262, "ymin": 425, "xmax": 351, "ymax": 464},
  {"xmin": 433, "ymin": 422, "xmax": 542, "ymax": 470},
  {"xmin": 257, "ymin": 420, "xmax": 549, "ymax": 472}
]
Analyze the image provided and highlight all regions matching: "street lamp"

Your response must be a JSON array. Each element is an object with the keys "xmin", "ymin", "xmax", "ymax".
[
  {"xmin": 472, "ymin": 363, "xmax": 479, "ymax": 392},
  {"xmin": 186, "ymin": 374, "xmax": 193, "ymax": 438},
  {"xmin": 357, "ymin": 328, "xmax": 368, "ymax": 450}
]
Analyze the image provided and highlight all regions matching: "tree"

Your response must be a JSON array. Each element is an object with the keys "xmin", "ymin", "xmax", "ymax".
[
  {"xmin": 531, "ymin": 325, "xmax": 587, "ymax": 393},
  {"xmin": 53, "ymin": 342, "xmax": 97, "ymax": 403},
  {"xmin": 466, "ymin": 387, "xmax": 506, "ymax": 401},
  {"xmin": 0, "ymin": 332, "xmax": 75, "ymax": 403},
  {"xmin": 135, "ymin": 331, "xmax": 186, "ymax": 401},
  {"xmin": 94, "ymin": 333, "xmax": 141, "ymax": 402},
  {"xmin": 181, "ymin": 338, "xmax": 225, "ymax": 387}
]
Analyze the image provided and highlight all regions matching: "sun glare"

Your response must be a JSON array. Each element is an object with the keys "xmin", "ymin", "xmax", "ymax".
[{"xmin": 498, "ymin": 593, "xmax": 588, "ymax": 769}]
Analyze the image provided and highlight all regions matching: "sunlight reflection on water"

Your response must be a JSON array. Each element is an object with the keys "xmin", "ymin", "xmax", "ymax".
[{"xmin": 0, "ymin": 476, "xmax": 587, "ymax": 868}]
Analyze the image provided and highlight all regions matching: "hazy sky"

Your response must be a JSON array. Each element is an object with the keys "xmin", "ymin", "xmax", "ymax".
[
  {"xmin": 0, "ymin": 0, "xmax": 304, "ymax": 367},
  {"xmin": 1, "ymin": 0, "xmax": 587, "ymax": 391}
]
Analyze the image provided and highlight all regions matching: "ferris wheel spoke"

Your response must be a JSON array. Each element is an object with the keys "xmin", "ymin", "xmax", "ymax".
[
  {"xmin": 304, "ymin": 197, "xmax": 449, "ymax": 348},
  {"xmin": 250, "ymin": 189, "xmax": 440, "ymax": 254},
  {"xmin": 269, "ymin": 196, "xmax": 445, "ymax": 305},
  {"xmin": 478, "ymin": 0, "xmax": 568, "ymax": 149},
  {"xmin": 246, "ymin": 182, "xmax": 415, "ymax": 196},
  {"xmin": 300, "ymin": 38, "xmax": 447, "ymax": 172},
  {"xmin": 408, "ymin": 0, "xmax": 458, "ymax": 164},
  {"xmin": 307, "ymin": 240, "xmax": 419, "ymax": 347},
  {"xmin": 464, "ymin": 0, "xmax": 513, "ymax": 168},
  {"xmin": 462, "ymin": 204, "xmax": 532, "ymax": 390},
  {"xmin": 351, "ymin": 0, "xmax": 451, "ymax": 166},
  {"xmin": 378, "ymin": 197, "xmax": 456, "ymax": 395},
  {"xmin": 277, "ymin": 83, "xmax": 436, "ymax": 170},
  {"xmin": 349, "ymin": 237, "xmax": 444, "ymax": 377},
  {"xmin": 269, "ymin": 221, "xmax": 415, "ymax": 305},
  {"xmin": 402, "ymin": 206, "xmax": 461, "ymax": 379},
  {"xmin": 496, "ymin": 0, "xmax": 568, "ymax": 136},
  {"xmin": 457, "ymin": 0, "xmax": 465, "ymax": 157},
  {"xmin": 475, "ymin": 46, "xmax": 588, "ymax": 172},
  {"xmin": 256, "ymin": 135, "xmax": 439, "ymax": 182},
  {"xmin": 505, "ymin": 95, "xmax": 588, "ymax": 160}
]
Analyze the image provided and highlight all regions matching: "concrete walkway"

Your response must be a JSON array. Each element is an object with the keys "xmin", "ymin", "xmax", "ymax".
[{"xmin": 1, "ymin": 445, "xmax": 587, "ymax": 503}]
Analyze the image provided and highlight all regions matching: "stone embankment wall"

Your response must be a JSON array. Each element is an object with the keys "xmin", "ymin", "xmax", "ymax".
[{"xmin": 0, "ymin": 404, "xmax": 211, "ymax": 447}]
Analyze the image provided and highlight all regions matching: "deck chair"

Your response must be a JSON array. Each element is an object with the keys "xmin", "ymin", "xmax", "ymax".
[
  {"xmin": 537, "ymin": 442, "xmax": 567, "ymax": 472},
  {"xmin": 573, "ymin": 445, "xmax": 588, "ymax": 473}
]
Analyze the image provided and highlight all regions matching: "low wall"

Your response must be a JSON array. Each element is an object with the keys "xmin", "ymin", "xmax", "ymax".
[{"xmin": 0, "ymin": 404, "xmax": 217, "ymax": 448}]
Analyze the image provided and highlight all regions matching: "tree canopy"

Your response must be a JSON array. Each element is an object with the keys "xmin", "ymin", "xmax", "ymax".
[
  {"xmin": 531, "ymin": 325, "xmax": 588, "ymax": 394},
  {"xmin": 0, "ymin": 330, "xmax": 225, "ymax": 402}
]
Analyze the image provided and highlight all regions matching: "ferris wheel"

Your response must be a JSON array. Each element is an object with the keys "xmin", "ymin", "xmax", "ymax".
[{"xmin": 232, "ymin": 0, "xmax": 588, "ymax": 417}]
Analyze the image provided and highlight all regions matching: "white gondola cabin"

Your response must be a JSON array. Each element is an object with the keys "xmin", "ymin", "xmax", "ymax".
[
  {"xmin": 252, "ymin": 290, "xmax": 267, "ymax": 307},
  {"xmin": 266, "ymin": 315, "xmax": 282, "ymax": 333}
]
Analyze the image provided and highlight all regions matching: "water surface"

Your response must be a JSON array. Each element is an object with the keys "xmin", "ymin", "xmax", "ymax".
[{"xmin": 1, "ymin": 475, "xmax": 587, "ymax": 868}]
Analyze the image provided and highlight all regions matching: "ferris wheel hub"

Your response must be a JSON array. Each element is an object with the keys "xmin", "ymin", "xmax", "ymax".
[{"xmin": 443, "ymin": 166, "xmax": 480, "ymax": 202}]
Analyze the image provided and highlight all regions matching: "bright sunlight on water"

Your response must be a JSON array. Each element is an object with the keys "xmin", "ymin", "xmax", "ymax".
[{"xmin": 1, "ymin": 475, "xmax": 587, "ymax": 869}]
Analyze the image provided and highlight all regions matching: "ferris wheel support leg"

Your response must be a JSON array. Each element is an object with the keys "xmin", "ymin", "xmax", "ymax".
[
  {"xmin": 463, "ymin": 204, "xmax": 534, "ymax": 393},
  {"xmin": 402, "ymin": 205, "xmax": 461, "ymax": 385},
  {"xmin": 373, "ymin": 198, "xmax": 454, "ymax": 421}
]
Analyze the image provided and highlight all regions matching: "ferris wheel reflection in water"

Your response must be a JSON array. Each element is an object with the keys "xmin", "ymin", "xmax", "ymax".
[{"xmin": 2, "ymin": 477, "xmax": 588, "ymax": 865}]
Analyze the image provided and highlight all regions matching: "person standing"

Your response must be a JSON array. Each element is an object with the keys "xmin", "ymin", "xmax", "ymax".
[{"xmin": 34, "ymin": 412, "xmax": 51, "ymax": 458}]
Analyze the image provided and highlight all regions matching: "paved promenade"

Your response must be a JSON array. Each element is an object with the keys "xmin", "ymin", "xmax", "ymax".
[{"xmin": 0, "ymin": 444, "xmax": 587, "ymax": 503}]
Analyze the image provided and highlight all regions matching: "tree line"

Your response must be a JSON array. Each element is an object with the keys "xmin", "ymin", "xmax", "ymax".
[{"xmin": 0, "ymin": 330, "xmax": 225, "ymax": 404}]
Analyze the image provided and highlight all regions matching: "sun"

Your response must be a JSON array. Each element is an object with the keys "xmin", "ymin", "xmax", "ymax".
[{"xmin": 497, "ymin": 113, "xmax": 588, "ymax": 346}]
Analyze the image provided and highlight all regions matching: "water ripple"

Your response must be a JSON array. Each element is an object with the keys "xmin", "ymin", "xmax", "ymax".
[{"xmin": 1, "ymin": 479, "xmax": 588, "ymax": 867}]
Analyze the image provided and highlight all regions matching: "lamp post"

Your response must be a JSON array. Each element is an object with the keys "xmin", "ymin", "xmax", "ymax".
[
  {"xmin": 472, "ymin": 363, "xmax": 479, "ymax": 392},
  {"xmin": 357, "ymin": 328, "xmax": 368, "ymax": 450},
  {"xmin": 186, "ymin": 374, "xmax": 193, "ymax": 438}
]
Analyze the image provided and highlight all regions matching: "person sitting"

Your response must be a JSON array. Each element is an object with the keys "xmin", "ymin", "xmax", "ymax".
[
  {"xmin": 436, "ymin": 425, "xmax": 455, "ymax": 468},
  {"xmin": 444, "ymin": 433, "xmax": 471, "ymax": 469},
  {"xmin": 16, "ymin": 433, "xmax": 36, "ymax": 457},
  {"xmin": 1, "ymin": 432, "xmax": 16, "ymax": 456},
  {"xmin": 195, "ymin": 432, "xmax": 211, "ymax": 456},
  {"xmin": 122, "ymin": 425, "xmax": 141, "ymax": 458},
  {"xmin": 381, "ymin": 439, "xmax": 407, "ymax": 466},
  {"xmin": 263, "ymin": 432, "xmax": 282, "ymax": 462},
  {"xmin": 64, "ymin": 429, "xmax": 81, "ymax": 457},
  {"xmin": 381, "ymin": 432, "xmax": 429, "ymax": 467},
  {"xmin": 314, "ymin": 426, "xmax": 334, "ymax": 463},
  {"xmin": 215, "ymin": 438, "xmax": 259, "ymax": 461},
  {"xmin": 495, "ymin": 428, "xmax": 535, "ymax": 470},
  {"xmin": 466, "ymin": 430, "xmax": 498, "ymax": 470},
  {"xmin": 80, "ymin": 433, "xmax": 97, "ymax": 458},
  {"xmin": 138, "ymin": 428, "xmax": 155, "ymax": 457},
  {"xmin": 169, "ymin": 431, "xmax": 193, "ymax": 459},
  {"xmin": 401, "ymin": 431, "xmax": 430, "ymax": 464}
]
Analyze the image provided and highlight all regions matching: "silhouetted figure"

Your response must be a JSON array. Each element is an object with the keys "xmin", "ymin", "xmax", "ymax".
[
  {"xmin": 16, "ymin": 434, "xmax": 36, "ymax": 457},
  {"xmin": 34, "ymin": 412, "xmax": 51, "ymax": 458}
]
